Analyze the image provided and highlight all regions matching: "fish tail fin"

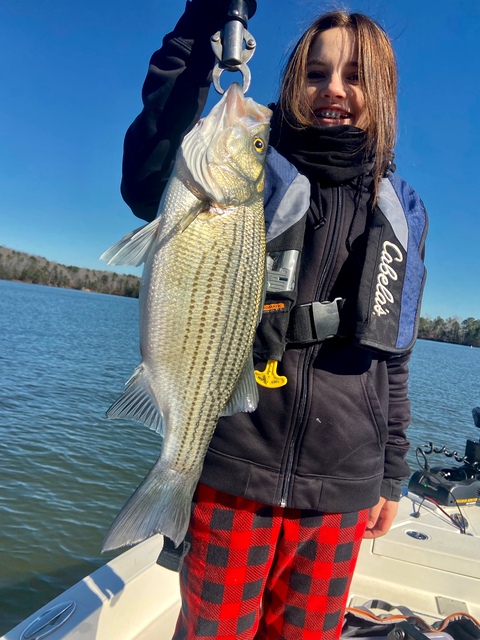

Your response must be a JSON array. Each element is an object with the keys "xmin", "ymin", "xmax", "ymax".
[
  {"xmin": 106, "ymin": 364, "xmax": 164, "ymax": 436},
  {"xmin": 102, "ymin": 463, "xmax": 199, "ymax": 552}
]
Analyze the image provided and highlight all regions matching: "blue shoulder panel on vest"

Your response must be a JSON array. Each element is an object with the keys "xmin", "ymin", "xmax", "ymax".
[
  {"xmin": 386, "ymin": 173, "xmax": 428, "ymax": 350},
  {"xmin": 264, "ymin": 147, "xmax": 310, "ymax": 242},
  {"xmin": 377, "ymin": 178, "xmax": 408, "ymax": 250}
]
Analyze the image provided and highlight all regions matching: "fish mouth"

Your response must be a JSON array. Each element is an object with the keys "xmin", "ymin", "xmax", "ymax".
[
  {"xmin": 224, "ymin": 82, "xmax": 247, "ymax": 119},
  {"xmin": 208, "ymin": 82, "xmax": 272, "ymax": 131}
]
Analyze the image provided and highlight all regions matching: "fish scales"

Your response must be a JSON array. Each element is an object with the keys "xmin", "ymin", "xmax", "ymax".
[
  {"xmin": 101, "ymin": 83, "xmax": 271, "ymax": 549},
  {"xmin": 150, "ymin": 206, "xmax": 265, "ymax": 471}
]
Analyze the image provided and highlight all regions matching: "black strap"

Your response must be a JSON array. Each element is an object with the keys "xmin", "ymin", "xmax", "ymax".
[
  {"xmin": 287, "ymin": 298, "xmax": 345, "ymax": 345},
  {"xmin": 156, "ymin": 536, "xmax": 191, "ymax": 572}
]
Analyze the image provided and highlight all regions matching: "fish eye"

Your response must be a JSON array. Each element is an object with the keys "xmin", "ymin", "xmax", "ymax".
[{"xmin": 253, "ymin": 138, "xmax": 265, "ymax": 153}]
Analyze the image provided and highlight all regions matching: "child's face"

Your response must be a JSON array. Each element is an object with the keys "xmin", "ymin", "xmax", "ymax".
[{"xmin": 305, "ymin": 27, "xmax": 367, "ymax": 129}]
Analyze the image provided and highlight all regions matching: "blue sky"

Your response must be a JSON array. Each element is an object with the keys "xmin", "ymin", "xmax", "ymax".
[{"xmin": 1, "ymin": 0, "xmax": 479, "ymax": 320}]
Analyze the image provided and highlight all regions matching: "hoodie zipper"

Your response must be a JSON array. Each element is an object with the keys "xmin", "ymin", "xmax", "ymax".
[{"xmin": 280, "ymin": 187, "xmax": 343, "ymax": 507}]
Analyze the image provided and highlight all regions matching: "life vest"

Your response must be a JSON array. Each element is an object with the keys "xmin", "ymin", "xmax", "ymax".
[{"xmin": 256, "ymin": 147, "xmax": 428, "ymax": 360}]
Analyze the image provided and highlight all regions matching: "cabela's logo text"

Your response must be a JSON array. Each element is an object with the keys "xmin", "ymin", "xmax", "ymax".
[{"xmin": 373, "ymin": 241, "xmax": 403, "ymax": 316}]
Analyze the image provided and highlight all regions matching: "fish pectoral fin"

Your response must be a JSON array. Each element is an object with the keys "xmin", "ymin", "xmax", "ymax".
[
  {"xmin": 220, "ymin": 353, "xmax": 259, "ymax": 417},
  {"xmin": 100, "ymin": 218, "xmax": 162, "ymax": 266},
  {"xmin": 106, "ymin": 364, "xmax": 165, "ymax": 436},
  {"xmin": 178, "ymin": 204, "xmax": 206, "ymax": 233}
]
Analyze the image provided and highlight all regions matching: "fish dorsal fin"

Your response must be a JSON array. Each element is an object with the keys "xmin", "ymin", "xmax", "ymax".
[
  {"xmin": 100, "ymin": 218, "xmax": 162, "ymax": 267},
  {"xmin": 220, "ymin": 353, "xmax": 259, "ymax": 417},
  {"xmin": 106, "ymin": 364, "xmax": 165, "ymax": 436}
]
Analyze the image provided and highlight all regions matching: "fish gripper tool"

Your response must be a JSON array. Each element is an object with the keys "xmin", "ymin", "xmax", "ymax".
[{"xmin": 211, "ymin": 0, "xmax": 257, "ymax": 94}]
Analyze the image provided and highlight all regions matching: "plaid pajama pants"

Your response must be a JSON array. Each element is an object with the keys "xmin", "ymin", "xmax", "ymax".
[{"xmin": 172, "ymin": 483, "xmax": 369, "ymax": 640}]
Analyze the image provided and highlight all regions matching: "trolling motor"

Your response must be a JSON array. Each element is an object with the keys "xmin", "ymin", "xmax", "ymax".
[
  {"xmin": 211, "ymin": 0, "xmax": 257, "ymax": 93},
  {"xmin": 408, "ymin": 407, "xmax": 480, "ymax": 506}
]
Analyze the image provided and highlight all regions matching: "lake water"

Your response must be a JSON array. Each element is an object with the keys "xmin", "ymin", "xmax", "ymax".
[{"xmin": 1, "ymin": 279, "xmax": 479, "ymax": 633}]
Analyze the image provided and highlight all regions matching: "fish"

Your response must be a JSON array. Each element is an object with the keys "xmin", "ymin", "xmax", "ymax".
[{"xmin": 100, "ymin": 83, "xmax": 272, "ymax": 551}]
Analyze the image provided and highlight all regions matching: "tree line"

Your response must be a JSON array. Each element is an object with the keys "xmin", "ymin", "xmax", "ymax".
[
  {"xmin": 418, "ymin": 316, "xmax": 480, "ymax": 347},
  {"xmin": 2, "ymin": 246, "xmax": 479, "ymax": 346},
  {"xmin": 0, "ymin": 246, "xmax": 140, "ymax": 298}
]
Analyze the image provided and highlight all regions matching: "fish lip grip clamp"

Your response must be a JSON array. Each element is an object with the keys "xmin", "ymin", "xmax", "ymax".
[{"xmin": 211, "ymin": 0, "xmax": 257, "ymax": 94}]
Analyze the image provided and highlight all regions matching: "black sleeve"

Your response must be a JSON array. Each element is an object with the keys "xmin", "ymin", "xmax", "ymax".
[
  {"xmin": 120, "ymin": 1, "xmax": 227, "ymax": 221},
  {"xmin": 380, "ymin": 350, "xmax": 412, "ymax": 501}
]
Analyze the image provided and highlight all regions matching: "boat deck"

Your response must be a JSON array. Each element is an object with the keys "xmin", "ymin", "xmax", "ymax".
[
  {"xmin": 349, "ymin": 493, "xmax": 480, "ymax": 624},
  {"xmin": 3, "ymin": 494, "xmax": 479, "ymax": 639}
]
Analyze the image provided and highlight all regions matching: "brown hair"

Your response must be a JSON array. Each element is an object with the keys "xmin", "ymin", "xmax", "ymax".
[{"xmin": 278, "ymin": 11, "xmax": 397, "ymax": 195}]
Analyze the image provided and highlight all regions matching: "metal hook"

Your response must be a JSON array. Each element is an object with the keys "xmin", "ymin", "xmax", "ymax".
[{"xmin": 211, "ymin": 28, "xmax": 256, "ymax": 94}]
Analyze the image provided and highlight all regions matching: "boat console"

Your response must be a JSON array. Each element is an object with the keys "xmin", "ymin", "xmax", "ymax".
[{"xmin": 408, "ymin": 407, "xmax": 480, "ymax": 507}]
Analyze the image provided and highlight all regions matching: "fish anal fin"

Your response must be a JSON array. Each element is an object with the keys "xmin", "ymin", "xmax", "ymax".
[
  {"xmin": 220, "ymin": 353, "xmax": 259, "ymax": 417},
  {"xmin": 258, "ymin": 271, "xmax": 267, "ymax": 326}
]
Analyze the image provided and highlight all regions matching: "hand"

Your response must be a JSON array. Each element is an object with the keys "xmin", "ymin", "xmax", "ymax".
[
  {"xmin": 189, "ymin": 0, "xmax": 257, "ymax": 20},
  {"xmin": 185, "ymin": 0, "xmax": 257, "ymax": 39},
  {"xmin": 363, "ymin": 497, "xmax": 398, "ymax": 539},
  {"xmin": 234, "ymin": 0, "xmax": 257, "ymax": 19}
]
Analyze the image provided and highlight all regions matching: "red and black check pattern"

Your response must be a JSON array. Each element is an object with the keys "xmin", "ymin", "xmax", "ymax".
[{"xmin": 173, "ymin": 483, "xmax": 368, "ymax": 639}]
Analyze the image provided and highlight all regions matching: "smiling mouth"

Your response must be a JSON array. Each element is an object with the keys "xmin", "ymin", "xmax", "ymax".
[{"xmin": 315, "ymin": 110, "xmax": 352, "ymax": 120}]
